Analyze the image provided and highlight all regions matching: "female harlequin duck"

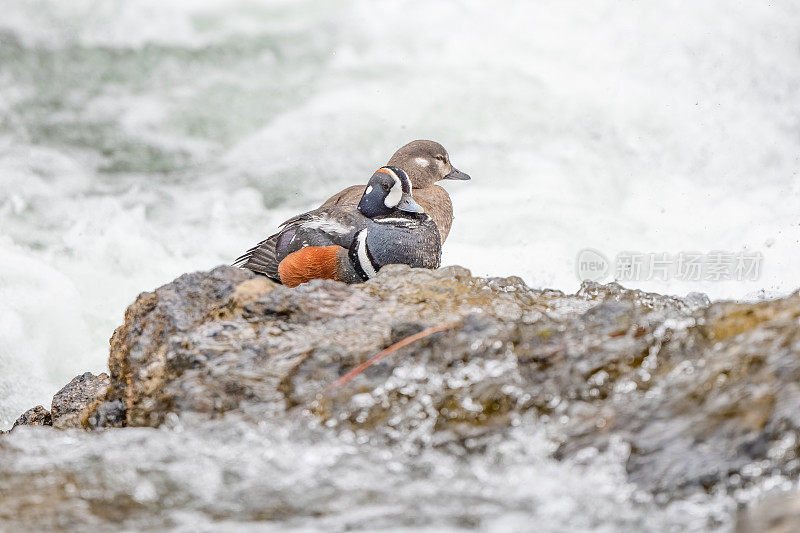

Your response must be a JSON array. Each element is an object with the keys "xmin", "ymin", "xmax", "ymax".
[
  {"xmin": 321, "ymin": 140, "xmax": 470, "ymax": 242},
  {"xmin": 235, "ymin": 166, "xmax": 441, "ymax": 287}
]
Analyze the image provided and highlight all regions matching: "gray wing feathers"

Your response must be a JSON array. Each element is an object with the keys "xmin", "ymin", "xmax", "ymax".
[
  {"xmin": 234, "ymin": 207, "xmax": 363, "ymax": 282},
  {"xmin": 233, "ymin": 234, "xmax": 281, "ymax": 280}
]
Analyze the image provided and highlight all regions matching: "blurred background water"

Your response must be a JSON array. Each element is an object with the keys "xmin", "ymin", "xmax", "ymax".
[{"xmin": 0, "ymin": 0, "xmax": 798, "ymax": 493}]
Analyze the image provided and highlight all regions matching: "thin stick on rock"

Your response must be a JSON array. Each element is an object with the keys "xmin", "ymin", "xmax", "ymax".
[{"xmin": 327, "ymin": 325, "xmax": 451, "ymax": 391}]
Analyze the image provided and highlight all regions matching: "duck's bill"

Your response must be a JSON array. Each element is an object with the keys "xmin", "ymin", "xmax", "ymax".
[
  {"xmin": 397, "ymin": 194, "xmax": 425, "ymax": 213},
  {"xmin": 444, "ymin": 167, "xmax": 471, "ymax": 180}
]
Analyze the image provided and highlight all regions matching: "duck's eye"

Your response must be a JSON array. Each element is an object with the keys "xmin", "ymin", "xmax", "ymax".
[
  {"xmin": 382, "ymin": 183, "xmax": 390, "ymax": 191},
  {"xmin": 436, "ymin": 155, "xmax": 446, "ymax": 162}
]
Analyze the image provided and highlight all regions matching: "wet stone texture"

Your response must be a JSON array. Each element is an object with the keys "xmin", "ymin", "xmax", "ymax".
[
  {"xmin": 2, "ymin": 265, "xmax": 800, "ymax": 529},
  {"xmin": 50, "ymin": 372, "xmax": 111, "ymax": 429},
  {"xmin": 11, "ymin": 405, "xmax": 52, "ymax": 429},
  {"xmin": 9, "ymin": 372, "xmax": 110, "ymax": 431}
]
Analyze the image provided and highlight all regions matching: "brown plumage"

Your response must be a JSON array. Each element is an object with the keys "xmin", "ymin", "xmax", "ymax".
[{"xmin": 321, "ymin": 140, "xmax": 470, "ymax": 242}]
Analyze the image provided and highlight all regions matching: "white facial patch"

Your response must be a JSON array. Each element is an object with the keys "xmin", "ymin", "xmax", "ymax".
[
  {"xmin": 414, "ymin": 157, "xmax": 430, "ymax": 168},
  {"xmin": 365, "ymin": 185, "xmax": 373, "ymax": 195},
  {"xmin": 383, "ymin": 170, "xmax": 403, "ymax": 208},
  {"xmin": 356, "ymin": 229, "xmax": 378, "ymax": 278}
]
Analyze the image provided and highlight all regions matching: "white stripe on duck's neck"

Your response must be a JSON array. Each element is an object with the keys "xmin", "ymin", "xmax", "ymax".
[
  {"xmin": 356, "ymin": 229, "xmax": 378, "ymax": 278},
  {"xmin": 373, "ymin": 216, "xmax": 418, "ymax": 225}
]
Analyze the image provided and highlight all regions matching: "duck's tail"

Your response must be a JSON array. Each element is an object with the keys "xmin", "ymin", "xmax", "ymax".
[{"xmin": 233, "ymin": 235, "xmax": 281, "ymax": 282}]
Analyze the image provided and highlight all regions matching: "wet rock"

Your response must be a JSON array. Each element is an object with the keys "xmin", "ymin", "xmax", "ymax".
[
  {"xmin": 50, "ymin": 372, "xmax": 110, "ymax": 429},
  {"xmin": 83, "ymin": 266, "xmax": 800, "ymax": 498},
  {"xmin": 8, "ymin": 265, "xmax": 800, "ymax": 508},
  {"xmin": 613, "ymin": 294, "xmax": 800, "ymax": 495},
  {"xmin": 85, "ymin": 400, "xmax": 126, "ymax": 430},
  {"xmin": 104, "ymin": 266, "xmax": 257, "ymax": 427},
  {"xmin": 11, "ymin": 406, "xmax": 52, "ymax": 429},
  {"xmin": 92, "ymin": 265, "xmax": 566, "ymax": 428}
]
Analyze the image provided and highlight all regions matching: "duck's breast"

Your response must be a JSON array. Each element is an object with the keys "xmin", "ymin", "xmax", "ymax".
[{"xmin": 365, "ymin": 216, "xmax": 441, "ymax": 270}]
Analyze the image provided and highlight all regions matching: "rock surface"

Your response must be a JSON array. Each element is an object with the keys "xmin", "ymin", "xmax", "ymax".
[
  {"xmin": 51, "ymin": 372, "xmax": 110, "ymax": 429},
  {"xmin": 11, "ymin": 405, "xmax": 51, "ymax": 429},
  {"xmin": 2, "ymin": 265, "xmax": 800, "ymax": 530},
  {"xmin": 9, "ymin": 372, "xmax": 109, "ymax": 430},
  {"xmin": 87, "ymin": 265, "xmax": 799, "ymax": 497}
]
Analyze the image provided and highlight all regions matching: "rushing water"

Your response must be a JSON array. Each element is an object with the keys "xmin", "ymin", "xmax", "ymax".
[
  {"xmin": 0, "ymin": 1, "xmax": 799, "ymax": 529},
  {"xmin": 2, "ymin": 415, "xmax": 738, "ymax": 532}
]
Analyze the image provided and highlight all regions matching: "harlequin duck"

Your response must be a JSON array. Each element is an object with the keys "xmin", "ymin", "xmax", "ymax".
[
  {"xmin": 321, "ymin": 140, "xmax": 470, "ymax": 242},
  {"xmin": 235, "ymin": 166, "xmax": 441, "ymax": 287}
]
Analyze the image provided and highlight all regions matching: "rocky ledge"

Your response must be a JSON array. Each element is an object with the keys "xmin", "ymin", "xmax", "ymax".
[{"xmin": 3, "ymin": 265, "xmax": 800, "ymax": 530}]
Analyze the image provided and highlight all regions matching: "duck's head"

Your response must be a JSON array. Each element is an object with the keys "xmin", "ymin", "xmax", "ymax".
[
  {"xmin": 358, "ymin": 166, "xmax": 424, "ymax": 218},
  {"xmin": 388, "ymin": 139, "xmax": 471, "ymax": 189}
]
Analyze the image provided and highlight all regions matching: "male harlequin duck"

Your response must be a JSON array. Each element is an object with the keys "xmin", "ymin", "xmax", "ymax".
[
  {"xmin": 235, "ymin": 166, "xmax": 441, "ymax": 287},
  {"xmin": 321, "ymin": 140, "xmax": 470, "ymax": 242}
]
